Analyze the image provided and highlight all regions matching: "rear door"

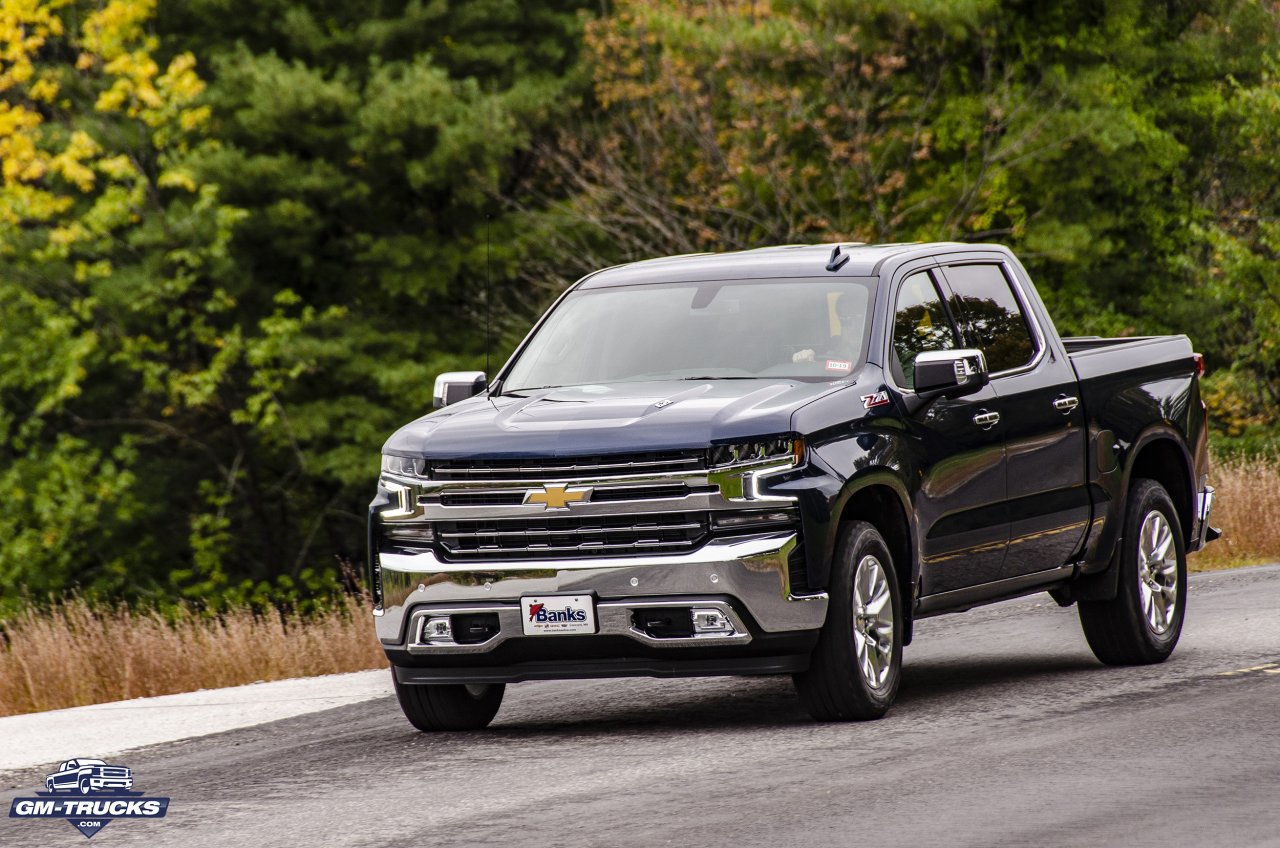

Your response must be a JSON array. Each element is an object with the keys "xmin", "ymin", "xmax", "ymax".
[
  {"xmin": 937, "ymin": 258, "xmax": 1090, "ymax": 577},
  {"xmin": 887, "ymin": 266, "xmax": 1008, "ymax": 595}
]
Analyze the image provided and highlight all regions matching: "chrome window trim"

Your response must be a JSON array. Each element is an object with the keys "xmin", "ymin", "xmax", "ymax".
[
  {"xmin": 883, "ymin": 256, "xmax": 1047, "ymax": 396},
  {"xmin": 939, "ymin": 259, "xmax": 1046, "ymax": 381}
]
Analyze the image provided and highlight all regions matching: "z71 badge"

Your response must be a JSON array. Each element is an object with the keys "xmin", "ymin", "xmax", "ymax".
[{"xmin": 861, "ymin": 390, "xmax": 891, "ymax": 409}]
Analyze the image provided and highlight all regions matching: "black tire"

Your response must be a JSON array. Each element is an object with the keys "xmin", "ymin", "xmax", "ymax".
[
  {"xmin": 392, "ymin": 669, "xmax": 504, "ymax": 731},
  {"xmin": 794, "ymin": 521, "xmax": 903, "ymax": 721},
  {"xmin": 78, "ymin": 777, "xmax": 91, "ymax": 795},
  {"xmin": 1079, "ymin": 478, "xmax": 1187, "ymax": 665}
]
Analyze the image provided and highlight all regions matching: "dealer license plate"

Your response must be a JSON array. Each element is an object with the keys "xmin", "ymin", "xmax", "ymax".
[{"xmin": 520, "ymin": 595, "xmax": 597, "ymax": 636}]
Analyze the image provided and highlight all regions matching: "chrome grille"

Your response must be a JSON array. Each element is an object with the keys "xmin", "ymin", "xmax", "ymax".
[
  {"xmin": 436, "ymin": 513, "xmax": 708, "ymax": 560},
  {"xmin": 437, "ymin": 482, "xmax": 692, "ymax": 508},
  {"xmin": 428, "ymin": 451, "xmax": 706, "ymax": 481}
]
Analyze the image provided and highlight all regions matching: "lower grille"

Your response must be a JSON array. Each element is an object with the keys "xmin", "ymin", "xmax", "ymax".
[{"xmin": 437, "ymin": 513, "xmax": 708, "ymax": 560}]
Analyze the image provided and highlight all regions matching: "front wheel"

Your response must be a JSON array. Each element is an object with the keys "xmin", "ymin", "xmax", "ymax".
[
  {"xmin": 794, "ymin": 521, "xmax": 903, "ymax": 721},
  {"xmin": 392, "ymin": 669, "xmax": 505, "ymax": 732},
  {"xmin": 1078, "ymin": 478, "xmax": 1187, "ymax": 665}
]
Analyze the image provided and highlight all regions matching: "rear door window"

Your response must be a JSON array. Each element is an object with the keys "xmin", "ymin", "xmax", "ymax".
[{"xmin": 940, "ymin": 263, "xmax": 1037, "ymax": 373}]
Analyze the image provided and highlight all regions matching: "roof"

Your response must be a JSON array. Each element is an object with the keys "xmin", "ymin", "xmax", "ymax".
[{"xmin": 576, "ymin": 242, "xmax": 972, "ymax": 289}]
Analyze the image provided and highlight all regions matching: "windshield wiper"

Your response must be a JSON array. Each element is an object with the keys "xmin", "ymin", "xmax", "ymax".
[{"xmin": 679, "ymin": 376, "xmax": 760, "ymax": 381}]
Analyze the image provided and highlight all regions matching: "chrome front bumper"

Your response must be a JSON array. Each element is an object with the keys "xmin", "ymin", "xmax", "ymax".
[{"xmin": 374, "ymin": 532, "xmax": 828, "ymax": 653}]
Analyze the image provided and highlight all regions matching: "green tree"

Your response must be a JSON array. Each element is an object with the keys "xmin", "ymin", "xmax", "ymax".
[{"xmin": 534, "ymin": 0, "xmax": 1280, "ymax": 446}]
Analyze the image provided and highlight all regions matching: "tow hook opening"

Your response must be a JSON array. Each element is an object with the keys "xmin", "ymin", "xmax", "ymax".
[
  {"xmin": 632, "ymin": 607, "xmax": 695, "ymax": 639},
  {"xmin": 631, "ymin": 605, "xmax": 739, "ymax": 639}
]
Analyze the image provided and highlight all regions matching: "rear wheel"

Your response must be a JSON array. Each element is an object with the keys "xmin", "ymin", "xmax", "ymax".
[
  {"xmin": 392, "ymin": 669, "xmax": 505, "ymax": 731},
  {"xmin": 1078, "ymin": 478, "xmax": 1187, "ymax": 665},
  {"xmin": 794, "ymin": 521, "xmax": 903, "ymax": 721}
]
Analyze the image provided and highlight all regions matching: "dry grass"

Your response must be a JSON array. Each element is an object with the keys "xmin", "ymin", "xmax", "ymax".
[
  {"xmin": 0, "ymin": 594, "xmax": 386, "ymax": 718},
  {"xmin": 1189, "ymin": 453, "xmax": 1280, "ymax": 571}
]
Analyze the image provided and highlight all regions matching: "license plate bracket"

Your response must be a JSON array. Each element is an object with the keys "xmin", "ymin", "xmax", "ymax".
[{"xmin": 520, "ymin": 595, "xmax": 597, "ymax": 636}]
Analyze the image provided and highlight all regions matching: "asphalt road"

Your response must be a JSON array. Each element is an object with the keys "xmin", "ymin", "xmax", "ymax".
[{"xmin": 4, "ymin": 565, "xmax": 1279, "ymax": 848}]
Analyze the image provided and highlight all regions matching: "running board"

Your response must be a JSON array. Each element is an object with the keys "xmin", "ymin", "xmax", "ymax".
[{"xmin": 914, "ymin": 564, "xmax": 1076, "ymax": 617}]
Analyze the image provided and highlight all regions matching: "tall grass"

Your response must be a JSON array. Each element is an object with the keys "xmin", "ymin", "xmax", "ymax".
[
  {"xmin": 1189, "ymin": 453, "xmax": 1280, "ymax": 571},
  {"xmin": 0, "ymin": 594, "xmax": 385, "ymax": 718}
]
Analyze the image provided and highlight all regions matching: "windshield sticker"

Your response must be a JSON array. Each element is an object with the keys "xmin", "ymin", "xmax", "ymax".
[{"xmin": 825, "ymin": 359, "xmax": 852, "ymax": 372}]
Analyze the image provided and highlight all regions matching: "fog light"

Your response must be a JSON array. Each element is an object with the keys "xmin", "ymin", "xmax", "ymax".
[
  {"xmin": 692, "ymin": 608, "xmax": 735, "ymax": 635},
  {"xmin": 421, "ymin": 616, "xmax": 453, "ymax": 643}
]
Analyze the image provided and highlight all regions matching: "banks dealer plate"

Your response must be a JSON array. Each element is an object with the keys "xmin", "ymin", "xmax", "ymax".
[{"xmin": 521, "ymin": 595, "xmax": 597, "ymax": 636}]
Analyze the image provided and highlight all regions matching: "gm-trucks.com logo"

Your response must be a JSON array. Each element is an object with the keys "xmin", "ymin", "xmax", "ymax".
[{"xmin": 8, "ymin": 758, "xmax": 169, "ymax": 839}]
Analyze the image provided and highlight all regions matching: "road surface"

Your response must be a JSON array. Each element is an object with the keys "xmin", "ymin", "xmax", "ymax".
[{"xmin": 3, "ymin": 565, "xmax": 1279, "ymax": 847}]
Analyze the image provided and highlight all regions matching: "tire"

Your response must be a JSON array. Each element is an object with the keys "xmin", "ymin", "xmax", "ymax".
[
  {"xmin": 794, "ymin": 521, "xmax": 903, "ymax": 721},
  {"xmin": 78, "ymin": 777, "xmax": 91, "ymax": 795},
  {"xmin": 392, "ymin": 669, "xmax": 505, "ymax": 731},
  {"xmin": 1079, "ymin": 478, "xmax": 1187, "ymax": 665}
]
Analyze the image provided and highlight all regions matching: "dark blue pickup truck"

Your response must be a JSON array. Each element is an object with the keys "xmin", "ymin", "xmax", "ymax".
[{"xmin": 369, "ymin": 242, "xmax": 1217, "ymax": 730}]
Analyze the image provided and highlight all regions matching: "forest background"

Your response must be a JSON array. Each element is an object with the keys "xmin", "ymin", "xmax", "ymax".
[{"xmin": 3, "ymin": 0, "xmax": 1279, "ymax": 618}]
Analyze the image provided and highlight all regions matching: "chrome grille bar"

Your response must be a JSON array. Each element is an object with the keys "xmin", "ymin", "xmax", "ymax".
[
  {"xmin": 437, "ymin": 512, "xmax": 708, "ymax": 560},
  {"xmin": 429, "ymin": 451, "xmax": 706, "ymax": 481}
]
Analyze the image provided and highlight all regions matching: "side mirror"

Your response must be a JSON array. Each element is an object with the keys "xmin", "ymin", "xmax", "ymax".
[
  {"xmin": 433, "ymin": 371, "xmax": 487, "ymax": 408},
  {"xmin": 914, "ymin": 349, "xmax": 988, "ymax": 399}
]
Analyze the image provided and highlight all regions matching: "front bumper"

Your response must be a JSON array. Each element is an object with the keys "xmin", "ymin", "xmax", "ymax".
[{"xmin": 375, "ymin": 531, "xmax": 827, "ymax": 661}]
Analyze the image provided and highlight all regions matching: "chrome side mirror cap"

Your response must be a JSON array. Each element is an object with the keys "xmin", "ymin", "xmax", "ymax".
[
  {"xmin": 433, "ymin": 371, "xmax": 487, "ymax": 408},
  {"xmin": 914, "ymin": 349, "xmax": 988, "ymax": 399}
]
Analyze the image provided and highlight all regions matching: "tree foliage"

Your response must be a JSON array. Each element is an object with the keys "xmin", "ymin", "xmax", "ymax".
[
  {"xmin": 534, "ymin": 0, "xmax": 1280, "ymax": 446},
  {"xmin": 3, "ymin": 0, "xmax": 1279, "ymax": 612}
]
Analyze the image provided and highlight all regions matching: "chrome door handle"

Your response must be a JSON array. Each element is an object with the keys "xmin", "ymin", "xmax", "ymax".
[
  {"xmin": 973, "ymin": 410, "xmax": 1000, "ymax": 429},
  {"xmin": 1053, "ymin": 395, "xmax": 1079, "ymax": 414}
]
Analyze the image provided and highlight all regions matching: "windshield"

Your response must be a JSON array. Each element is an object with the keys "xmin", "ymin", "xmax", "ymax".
[{"xmin": 503, "ymin": 277, "xmax": 876, "ymax": 391}]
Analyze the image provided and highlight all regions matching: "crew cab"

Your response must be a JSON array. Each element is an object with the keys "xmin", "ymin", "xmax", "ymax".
[
  {"xmin": 45, "ymin": 759, "xmax": 133, "ymax": 794},
  {"xmin": 369, "ymin": 242, "xmax": 1217, "ymax": 730}
]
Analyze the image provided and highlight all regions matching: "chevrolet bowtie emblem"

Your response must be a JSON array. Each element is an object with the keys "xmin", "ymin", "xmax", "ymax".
[{"xmin": 524, "ymin": 485, "xmax": 591, "ymax": 510}]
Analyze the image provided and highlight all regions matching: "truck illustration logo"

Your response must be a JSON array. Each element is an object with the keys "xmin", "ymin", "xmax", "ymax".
[
  {"xmin": 44, "ymin": 759, "xmax": 132, "ymax": 795},
  {"xmin": 9, "ymin": 758, "xmax": 169, "ymax": 839}
]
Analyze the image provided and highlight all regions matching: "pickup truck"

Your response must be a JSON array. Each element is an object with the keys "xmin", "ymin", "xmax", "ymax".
[
  {"xmin": 369, "ymin": 242, "xmax": 1217, "ymax": 730},
  {"xmin": 44, "ymin": 759, "xmax": 133, "ymax": 794}
]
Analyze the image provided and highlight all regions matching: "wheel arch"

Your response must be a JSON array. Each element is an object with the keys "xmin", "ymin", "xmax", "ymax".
[
  {"xmin": 1123, "ymin": 430, "xmax": 1195, "ymax": 547},
  {"xmin": 832, "ymin": 474, "xmax": 917, "ymax": 644}
]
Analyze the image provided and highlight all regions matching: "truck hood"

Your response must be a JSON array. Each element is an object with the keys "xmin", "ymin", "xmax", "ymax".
[{"xmin": 383, "ymin": 380, "xmax": 847, "ymax": 458}]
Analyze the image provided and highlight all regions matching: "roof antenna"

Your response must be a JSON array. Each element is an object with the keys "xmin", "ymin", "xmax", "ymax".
[{"xmin": 826, "ymin": 244, "xmax": 851, "ymax": 272}]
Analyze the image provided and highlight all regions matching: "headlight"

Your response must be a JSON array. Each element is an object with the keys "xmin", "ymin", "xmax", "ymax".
[
  {"xmin": 708, "ymin": 438, "xmax": 803, "ymax": 469},
  {"xmin": 381, "ymin": 455, "xmax": 425, "ymax": 477}
]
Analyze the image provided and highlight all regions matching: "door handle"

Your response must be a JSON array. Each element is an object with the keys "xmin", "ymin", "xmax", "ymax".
[
  {"xmin": 972, "ymin": 410, "xmax": 1000, "ymax": 429},
  {"xmin": 1053, "ymin": 395, "xmax": 1079, "ymax": 414}
]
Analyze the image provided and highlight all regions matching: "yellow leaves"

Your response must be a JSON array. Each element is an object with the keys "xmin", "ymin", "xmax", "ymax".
[
  {"xmin": 0, "ymin": 0, "xmax": 213, "ymax": 260},
  {"xmin": 49, "ymin": 131, "xmax": 102, "ymax": 192},
  {"xmin": 80, "ymin": 0, "xmax": 156, "ymax": 64},
  {"xmin": 158, "ymin": 168, "xmax": 197, "ymax": 193},
  {"xmin": 29, "ymin": 73, "xmax": 59, "ymax": 103},
  {"xmin": 0, "ymin": 0, "xmax": 66, "ymax": 94}
]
